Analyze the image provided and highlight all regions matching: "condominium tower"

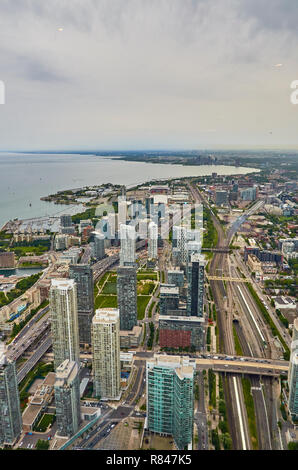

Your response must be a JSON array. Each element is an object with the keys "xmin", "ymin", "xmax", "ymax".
[
  {"xmin": 288, "ymin": 318, "xmax": 298, "ymax": 420},
  {"xmin": 159, "ymin": 284, "xmax": 180, "ymax": 316},
  {"xmin": 50, "ymin": 279, "xmax": 80, "ymax": 370},
  {"xmin": 93, "ymin": 231, "xmax": 105, "ymax": 260},
  {"xmin": 54, "ymin": 360, "xmax": 81, "ymax": 438},
  {"xmin": 60, "ymin": 214, "xmax": 72, "ymax": 228},
  {"xmin": 118, "ymin": 197, "xmax": 127, "ymax": 230},
  {"xmin": 91, "ymin": 309, "xmax": 121, "ymax": 400},
  {"xmin": 117, "ymin": 266, "xmax": 137, "ymax": 330},
  {"xmin": 0, "ymin": 342, "xmax": 22, "ymax": 447},
  {"xmin": 146, "ymin": 354, "xmax": 195, "ymax": 450},
  {"xmin": 172, "ymin": 226, "xmax": 187, "ymax": 265},
  {"xmin": 119, "ymin": 224, "xmax": 136, "ymax": 266},
  {"xmin": 148, "ymin": 221, "xmax": 158, "ymax": 259},
  {"xmin": 187, "ymin": 253, "xmax": 205, "ymax": 317},
  {"xmin": 69, "ymin": 264, "xmax": 94, "ymax": 345}
]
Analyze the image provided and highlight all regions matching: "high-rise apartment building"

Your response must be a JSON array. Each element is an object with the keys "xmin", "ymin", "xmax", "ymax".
[
  {"xmin": 0, "ymin": 343, "xmax": 22, "ymax": 447},
  {"xmin": 60, "ymin": 214, "xmax": 73, "ymax": 228},
  {"xmin": 119, "ymin": 224, "xmax": 136, "ymax": 266},
  {"xmin": 69, "ymin": 264, "xmax": 94, "ymax": 345},
  {"xmin": 288, "ymin": 351, "xmax": 298, "ymax": 421},
  {"xmin": 159, "ymin": 284, "xmax": 180, "ymax": 316},
  {"xmin": 215, "ymin": 190, "xmax": 228, "ymax": 206},
  {"xmin": 91, "ymin": 309, "xmax": 121, "ymax": 400},
  {"xmin": 146, "ymin": 354, "xmax": 195, "ymax": 450},
  {"xmin": 54, "ymin": 360, "xmax": 81, "ymax": 438},
  {"xmin": 117, "ymin": 266, "xmax": 137, "ymax": 331},
  {"xmin": 148, "ymin": 221, "xmax": 158, "ymax": 259},
  {"xmin": 93, "ymin": 231, "xmax": 105, "ymax": 260},
  {"xmin": 292, "ymin": 318, "xmax": 298, "ymax": 344},
  {"xmin": 288, "ymin": 318, "xmax": 298, "ymax": 421},
  {"xmin": 50, "ymin": 279, "xmax": 80, "ymax": 370},
  {"xmin": 167, "ymin": 270, "xmax": 185, "ymax": 288},
  {"xmin": 240, "ymin": 186, "xmax": 257, "ymax": 201},
  {"xmin": 172, "ymin": 226, "xmax": 187, "ymax": 265},
  {"xmin": 118, "ymin": 197, "xmax": 127, "ymax": 230},
  {"xmin": 187, "ymin": 253, "xmax": 205, "ymax": 317}
]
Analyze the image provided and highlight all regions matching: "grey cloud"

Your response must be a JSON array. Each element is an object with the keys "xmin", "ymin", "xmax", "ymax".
[
  {"xmin": 15, "ymin": 55, "xmax": 69, "ymax": 83},
  {"xmin": 239, "ymin": 0, "xmax": 298, "ymax": 33},
  {"xmin": 0, "ymin": 0, "xmax": 297, "ymax": 150}
]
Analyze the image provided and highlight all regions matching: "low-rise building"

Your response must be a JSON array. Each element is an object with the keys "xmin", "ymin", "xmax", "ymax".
[
  {"xmin": 119, "ymin": 326, "xmax": 142, "ymax": 348},
  {"xmin": 0, "ymin": 252, "xmax": 15, "ymax": 269},
  {"xmin": 247, "ymin": 254, "xmax": 262, "ymax": 273},
  {"xmin": 159, "ymin": 315, "xmax": 204, "ymax": 350},
  {"xmin": 274, "ymin": 297, "xmax": 297, "ymax": 311},
  {"xmin": 22, "ymin": 372, "xmax": 56, "ymax": 432}
]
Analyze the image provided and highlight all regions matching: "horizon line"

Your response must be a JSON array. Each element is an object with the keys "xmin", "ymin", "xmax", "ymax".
[{"xmin": 0, "ymin": 147, "xmax": 298, "ymax": 154}]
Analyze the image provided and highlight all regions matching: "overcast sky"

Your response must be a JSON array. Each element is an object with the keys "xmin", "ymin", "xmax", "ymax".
[{"xmin": 0, "ymin": 0, "xmax": 298, "ymax": 151}]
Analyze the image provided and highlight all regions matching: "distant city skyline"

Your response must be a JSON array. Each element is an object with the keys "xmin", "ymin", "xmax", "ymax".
[{"xmin": 0, "ymin": 0, "xmax": 298, "ymax": 150}]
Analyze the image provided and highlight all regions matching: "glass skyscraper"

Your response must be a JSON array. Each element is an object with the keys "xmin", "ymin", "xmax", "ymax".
[
  {"xmin": 187, "ymin": 253, "xmax": 205, "ymax": 317},
  {"xmin": 288, "ymin": 318, "xmax": 298, "ymax": 421},
  {"xmin": 117, "ymin": 265, "xmax": 137, "ymax": 330},
  {"xmin": 91, "ymin": 309, "xmax": 121, "ymax": 400},
  {"xmin": 0, "ymin": 343, "xmax": 22, "ymax": 447},
  {"xmin": 146, "ymin": 355, "xmax": 195, "ymax": 450},
  {"xmin": 69, "ymin": 264, "xmax": 94, "ymax": 344},
  {"xmin": 54, "ymin": 360, "xmax": 81, "ymax": 438},
  {"xmin": 50, "ymin": 279, "xmax": 80, "ymax": 370}
]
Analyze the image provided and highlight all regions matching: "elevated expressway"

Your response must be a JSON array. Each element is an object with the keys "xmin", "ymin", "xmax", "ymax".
[{"xmin": 133, "ymin": 353, "xmax": 288, "ymax": 377}]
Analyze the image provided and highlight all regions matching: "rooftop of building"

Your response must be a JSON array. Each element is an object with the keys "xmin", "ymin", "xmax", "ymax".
[
  {"xmin": 93, "ymin": 308, "xmax": 119, "ymax": 323},
  {"xmin": 50, "ymin": 278, "xmax": 76, "ymax": 290},
  {"xmin": 29, "ymin": 374, "xmax": 55, "ymax": 406},
  {"xmin": 175, "ymin": 365, "xmax": 195, "ymax": 380},
  {"xmin": 81, "ymin": 406, "xmax": 101, "ymax": 416},
  {"xmin": 22, "ymin": 403, "xmax": 42, "ymax": 427},
  {"xmin": 55, "ymin": 360, "xmax": 79, "ymax": 387},
  {"xmin": 274, "ymin": 296, "xmax": 296, "ymax": 306},
  {"xmin": 159, "ymin": 315, "xmax": 204, "ymax": 323},
  {"xmin": 148, "ymin": 354, "xmax": 196, "ymax": 368},
  {"xmin": 160, "ymin": 284, "xmax": 179, "ymax": 295},
  {"xmin": 247, "ymin": 254, "xmax": 261, "ymax": 262},
  {"xmin": 119, "ymin": 325, "xmax": 142, "ymax": 336},
  {"xmin": 291, "ymin": 352, "xmax": 298, "ymax": 365},
  {"xmin": 190, "ymin": 253, "xmax": 205, "ymax": 264}
]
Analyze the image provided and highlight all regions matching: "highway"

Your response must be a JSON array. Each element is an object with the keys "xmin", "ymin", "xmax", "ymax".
[
  {"xmin": 14, "ymin": 250, "xmax": 123, "ymax": 382},
  {"xmin": 194, "ymin": 371, "xmax": 209, "ymax": 450},
  {"xmin": 189, "ymin": 182, "xmax": 281, "ymax": 449},
  {"xmin": 7, "ymin": 310, "xmax": 50, "ymax": 362},
  {"xmin": 8, "ymin": 187, "xmax": 287, "ymax": 451},
  {"xmin": 234, "ymin": 250, "xmax": 292, "ymax": 348},
  {"xmin": 189, "ymin": 182, "xmax": 249, "ymax": 449},
  {"xmin": 17, "ymin": 333, "xmax": 52, "ymax": 384}
]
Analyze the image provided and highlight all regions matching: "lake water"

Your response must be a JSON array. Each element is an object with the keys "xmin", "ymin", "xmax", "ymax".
[
  {"xmin": 0, "ymin": 152, "xmax": 259, "ymax": 229},
  {"xmin": 0, "ymin": 267, "xmax": 43, "ymax": 278}
]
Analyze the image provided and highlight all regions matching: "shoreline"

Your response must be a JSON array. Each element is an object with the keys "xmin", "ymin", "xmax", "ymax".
[{"xmin": 0, "ymin": 162, "xmax": 260, "ymax": 232}]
